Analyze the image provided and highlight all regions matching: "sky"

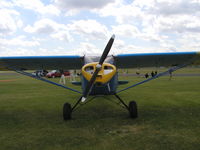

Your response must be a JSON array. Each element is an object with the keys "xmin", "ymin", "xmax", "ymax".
[{"xmin": 1, "ymin": 0, "xmax": 200, "ymax": 56}]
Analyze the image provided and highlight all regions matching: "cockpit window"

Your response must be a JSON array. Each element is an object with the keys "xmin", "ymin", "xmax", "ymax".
[
  {"xmin": 85, "ymin": 66, "xmax": 94, "ymax": 74},
  {"xmin": 104, "ymin": 66, "xmax": 113, "ymax": 74}
]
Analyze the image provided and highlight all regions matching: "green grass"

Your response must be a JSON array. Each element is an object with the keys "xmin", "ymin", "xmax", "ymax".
[
  {"xmin": 119, "ymin": 67, "xmax": 200, "ymax": 74},
  {"xmin": 0, "ymin": 69, "xmax": 200, "ymax": 150}
]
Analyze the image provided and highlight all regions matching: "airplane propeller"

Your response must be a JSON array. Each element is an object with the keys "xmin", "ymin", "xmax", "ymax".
[{"xmin": 81, "ymin": 34, "xmax": 115, "ymax": 102}]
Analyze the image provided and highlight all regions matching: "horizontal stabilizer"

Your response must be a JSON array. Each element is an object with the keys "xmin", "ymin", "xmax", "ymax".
[
  {"xmin": 71, "ymin": 81, "xmax": 82, "ymax": 86},
  {"xmin": 118, "ymin": 80, "xmax": 129, "ymax": 85}
]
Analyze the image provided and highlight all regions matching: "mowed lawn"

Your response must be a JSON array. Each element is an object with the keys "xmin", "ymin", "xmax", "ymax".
[{"xmin": 0, "ymin": 69, "xmax": 200, "ymax": 150}]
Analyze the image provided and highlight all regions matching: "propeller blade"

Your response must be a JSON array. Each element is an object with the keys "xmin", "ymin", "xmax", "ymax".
[
  {"xmin": 81, "ymin": 35, "xmax": 115, "ymax": 102},
  {"xmin": 99, "ymin": 34, "xmax": 115, "ymax": 65}
]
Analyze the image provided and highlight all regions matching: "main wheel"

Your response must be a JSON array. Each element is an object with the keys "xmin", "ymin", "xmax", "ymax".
[
  {"xmin": 63, "ymin": 103, "xmax": 72, "ymax": 120},
  {"xmin": 129, "ymin": 101, "xmax": 138, "ymax": 118}
]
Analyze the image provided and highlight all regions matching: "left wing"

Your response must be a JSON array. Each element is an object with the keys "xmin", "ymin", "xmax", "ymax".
[
  {"xmin": 0, "ymin": 55, "xmax": 83, "ymax": 70},
  {"xmin": 114, "ymin": 51, "xmax": 200, "ymax": 68}
]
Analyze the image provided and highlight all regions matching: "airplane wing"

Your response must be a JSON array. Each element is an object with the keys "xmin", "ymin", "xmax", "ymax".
[
  {"xmin": 114, "ymin": 52, "xmax": 200, "ymax": 68},
  {"xmin": 1, "ymin": 52, "xmax": 200, "ymax": 71},
  {"xmin": 0, "ymin": 55, "xmax": 83, "ymax": 70}
]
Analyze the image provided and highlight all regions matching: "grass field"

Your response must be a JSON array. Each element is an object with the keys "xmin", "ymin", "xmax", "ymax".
[{"xmin": 0, "ymin": 68, "xmax": 200, "ymax": 150}]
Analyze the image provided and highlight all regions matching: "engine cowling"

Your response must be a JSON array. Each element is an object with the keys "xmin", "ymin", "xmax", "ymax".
[{"xmin": 81, "ymin": 62, "xmax": 116, "ymax": 84}]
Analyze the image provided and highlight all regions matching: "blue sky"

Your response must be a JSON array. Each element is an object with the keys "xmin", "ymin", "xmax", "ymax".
[{"xmin": 1, "ymin": 0, "xmax": 200, "ymax": 56}]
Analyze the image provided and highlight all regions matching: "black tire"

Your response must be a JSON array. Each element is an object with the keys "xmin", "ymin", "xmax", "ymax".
[
  {"xmin": 129, "ymin": 101, "xmax": 138, "ymax": 118},
  {"xmin": 63, "ymin": 103, "xmax": 72, "ymax": 120}
]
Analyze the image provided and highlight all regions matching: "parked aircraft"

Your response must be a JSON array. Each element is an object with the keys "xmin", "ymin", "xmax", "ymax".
[{"xmin": 0, "ymin": 35, "xmax": 200, "ymax": 120}]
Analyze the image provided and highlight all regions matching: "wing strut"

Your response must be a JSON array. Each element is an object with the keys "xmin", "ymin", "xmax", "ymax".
[
  {"xmin": 116, "ymin": 64, "xmax": 188, "ymax": 94},
  {"xmin": 8, "ymin": 67, "xmax": 82, "ymax": 94}
]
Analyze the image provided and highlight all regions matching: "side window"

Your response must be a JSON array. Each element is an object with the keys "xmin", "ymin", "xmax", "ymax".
[
  {"xmin": 104, "ymin": 66, "xmax": 113, "ymax": 74},
  {"xmin": 85, "ymin": 66, "xmax": 94, "ymax": 74}
]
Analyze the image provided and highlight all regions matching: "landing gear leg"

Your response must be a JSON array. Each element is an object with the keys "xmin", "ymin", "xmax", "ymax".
[{"xmin": 114, "ymin": 94, "xmax": 138, "ymax": 119}]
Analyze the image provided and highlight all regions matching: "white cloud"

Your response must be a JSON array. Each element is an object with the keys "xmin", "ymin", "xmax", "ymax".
[
  {"xmin": 152, "ymin": 0, "xmax": 200, "ymax": 16},
  {"xmin": 0, "ymin": 47, "xmax": 32, "ymax": 56},
  {"xmin": 95, "ymin": 0, "xmax": 200, "ymax": 52},
  {"xmin": 0, "ymin": 0, "xmax": 14, "ymax": 8},
  {"xmin": 1, "ymin": 0, "xmax": 200, "ymax": 57},
  {"xmin": 55, "ymin": 0, "xmax": 114, "ymax": 10},
  {"xmin": 111, "ymin": 23, "xmax": 166, "ymax": 43},
  {"xmin": 0, "ymin": 9, "xmax": 22, "ymax": 36},
  {"xmin": 111, "ymin": 39, "xmax": 125, "ymax": 54},
  {"xmin": 64, "ymin": 9, "xmax": 79, "ymax": 16},
  {"xmin": 77, "ymin": 42, "xmax": 101, "ymax": 55},
  {"xmin": 13, "ymin": 0, "xmax": 60, "ymax": 16},
  {"xmin": 0, "ymin": 36, "xmax": 40, "ymax": 47},
  {"xmin": 54, "ymin": 0, "xmax": 117, "ymax": 17},
  {"xmin": 69, "ymin": 19, "xmax": 109, "ymax": 40},
  {"xmin": 154, "ymin": 15, "xmax": 200, "ymax": 34},
  {"xmin": 24, "ymin": 18, "xmax": 72, "ymax": 42},
  {"xmin": 176, "ymin": 33, "xmax": 200, "ymax": 51},
  {"xmin": 98, "ymin": 0, "xmax": 200, "ymax": 33},
  {"xmin": 112, "ymin": 24, "xmax": 139, "ymax": 37},
  {"xmin": 24, "ymin": 19, "xmax": 61, "ymax": 34},
  {"xmin": 97, "ymin": 0, "xmax": 144, "ymax": 24},
  {"xmin": 113, "ymin": 39, "xmax": 125, "ymax": 49},
  {"xmin": 51, "ymin": 31, "xmax": 73, "ymax": 42},
  {"xmin": 0, "ymin": 45, "xmax": 76, "ymax": 56}
]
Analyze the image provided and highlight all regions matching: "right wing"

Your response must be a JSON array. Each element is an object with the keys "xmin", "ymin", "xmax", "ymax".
[{"xmin": 0, "ymin": 55, "xmax": 83, "ymax": 70}]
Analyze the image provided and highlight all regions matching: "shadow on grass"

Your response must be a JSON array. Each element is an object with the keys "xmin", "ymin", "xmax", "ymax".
[{"xmin": 0, "ymin": 100, "xmax": 200, "ymax": 150}]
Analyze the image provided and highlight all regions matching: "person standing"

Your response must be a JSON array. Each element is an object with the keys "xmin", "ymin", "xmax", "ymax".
[
  {"xmin": 70, "ymin": 70, "xmax": 76, "ymax": 82},
  {"xmin": 59, "ymin": 70, "xmax": 66, "ymax": 85}
]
